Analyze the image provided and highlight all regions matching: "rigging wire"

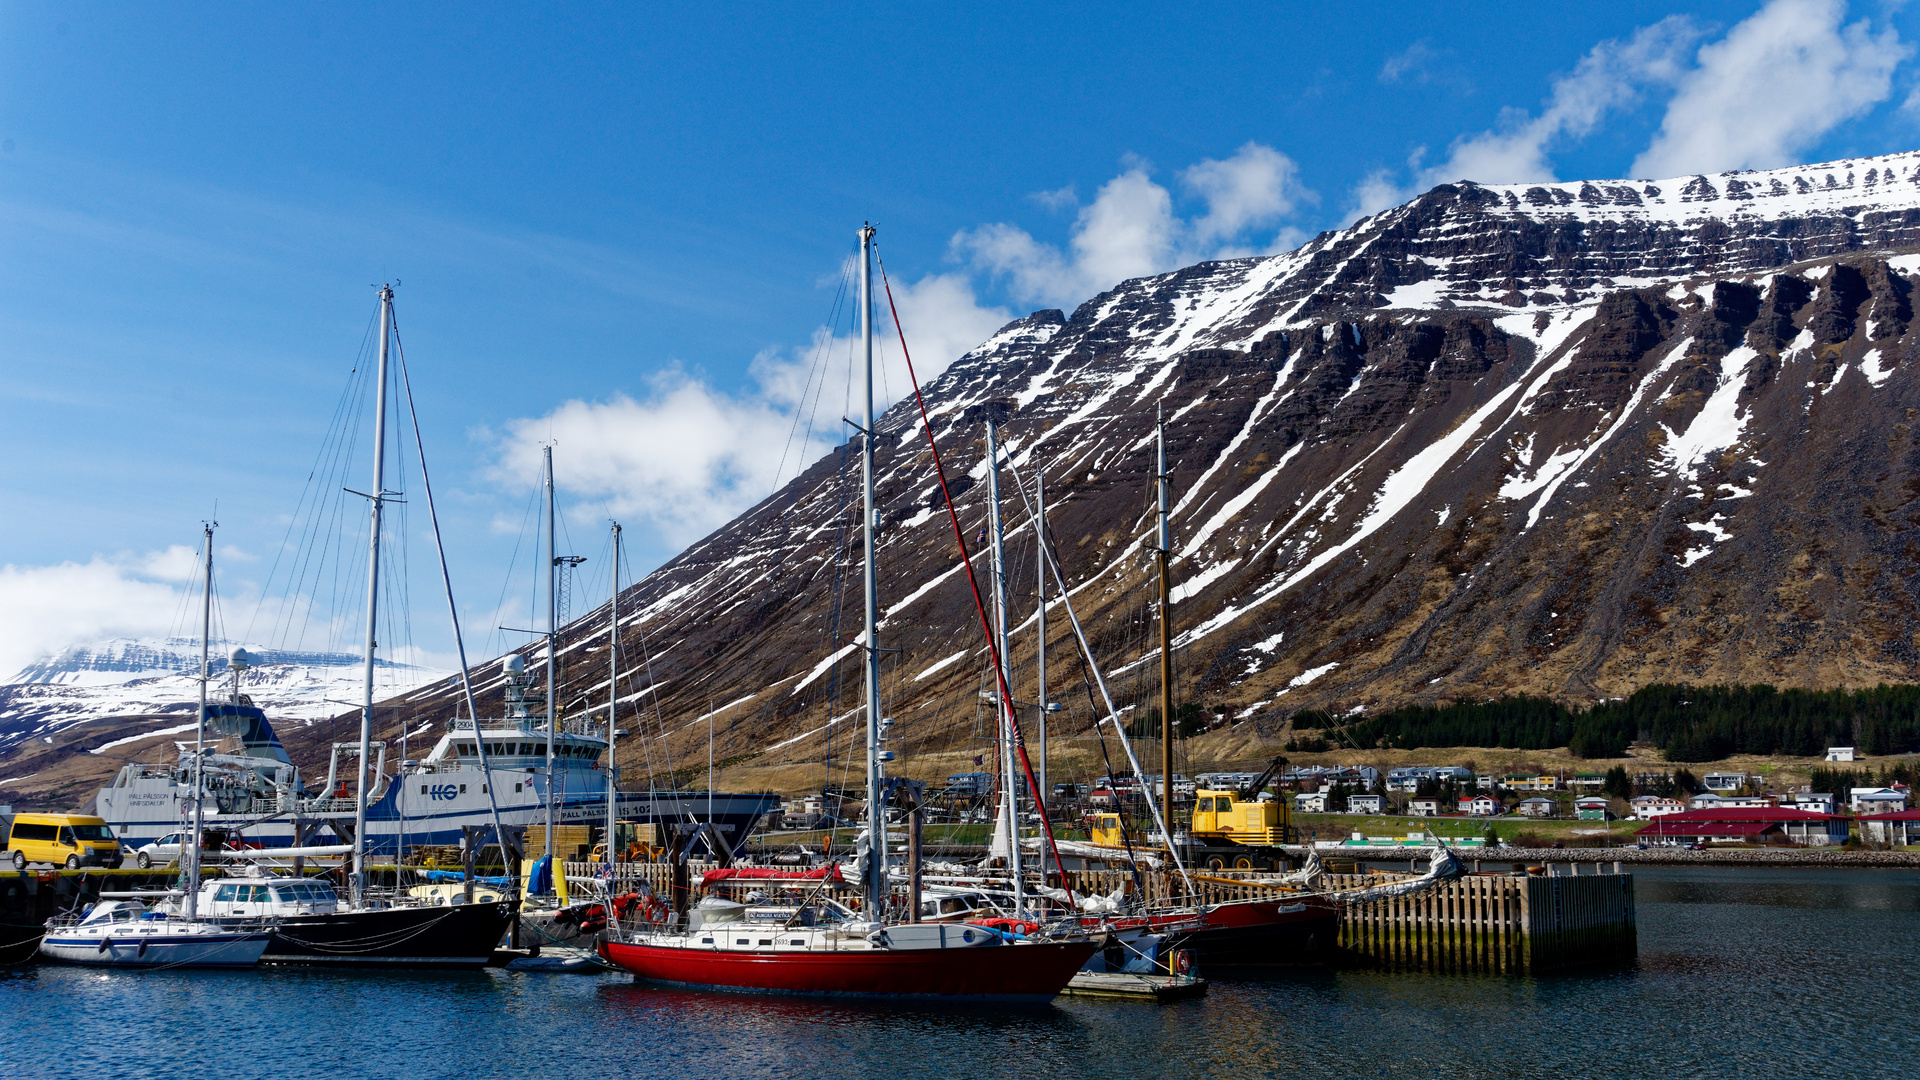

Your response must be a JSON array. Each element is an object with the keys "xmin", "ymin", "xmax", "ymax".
[{"xmin": 872, "ymin": 247, "xmax": 1074, "ymax": 906}]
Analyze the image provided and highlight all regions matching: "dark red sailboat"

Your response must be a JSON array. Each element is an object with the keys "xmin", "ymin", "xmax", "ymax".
[{"xmin": 599, "ymin": 225, "xmax": 1097, "ymax": 1000}]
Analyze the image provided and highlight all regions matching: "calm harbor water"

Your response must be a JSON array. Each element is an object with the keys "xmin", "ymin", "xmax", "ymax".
[{"xmin": 5, "ymin": 865, "xmax": 1915, "ymax": 1080}]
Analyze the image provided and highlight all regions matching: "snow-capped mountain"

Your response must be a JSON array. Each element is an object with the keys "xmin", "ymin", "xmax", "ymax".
[
  {"xmin": 16, "ymin": 149, "xmax": 1920, "ymax": 806},
  {"xmin": 378, "ymin": 150, "xmax": 1920, "ymax": 783},
  {"xmin": 0, "ymin": 639, "xmax": 448, "ymax": 810}
]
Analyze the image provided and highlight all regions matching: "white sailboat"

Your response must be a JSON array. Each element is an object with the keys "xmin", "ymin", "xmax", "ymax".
[{"xmin": 40, "ymin": 526, "xmax": 269, "ymax": 970}]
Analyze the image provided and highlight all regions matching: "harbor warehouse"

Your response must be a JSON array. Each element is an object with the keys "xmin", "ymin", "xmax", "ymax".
[{"xmin": 1636, "ymin": 808, "xmax": 1849, "ymax": 846}]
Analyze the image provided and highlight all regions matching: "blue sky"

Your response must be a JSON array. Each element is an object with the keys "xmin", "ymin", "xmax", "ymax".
[{"xmin": 3, "ymin": 0, "xmax": 1918, "ymax": 674}]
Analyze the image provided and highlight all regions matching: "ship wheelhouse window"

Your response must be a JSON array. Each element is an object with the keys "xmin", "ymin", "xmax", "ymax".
[{"xmin": 214, "ymin": 885, "xmax": 238, "ymax": 902}]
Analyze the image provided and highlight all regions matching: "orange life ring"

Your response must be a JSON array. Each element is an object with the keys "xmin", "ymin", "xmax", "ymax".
[{"xmin": 640, "ymin": 896, "xmax": 669, "ymax": 923}]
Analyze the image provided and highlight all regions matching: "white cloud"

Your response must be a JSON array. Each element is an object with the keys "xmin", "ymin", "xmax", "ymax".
[
  {"xmin": 489, "ymin": 272, "xmax": 1010, "ymax": 554},
  {"xmin": 952, "ymin": 143, "xmax": 1313, "ymax": 308},
  {"xmin": 1346, "ymin": 16, "xmax": 1700, "ymax": 219},
  {"xmin": 0, "ymin": 555, "xmax": 192, "ymax": 679},
  {"xmin": 1380, "ymin": 40, "xmax": 1442, "ymax": 85},
  {"xmin": 1183, "ymin": 143, "xmax": 1307, "ymax": 252},
  {"xmin": 1633, "ymin": 0, "xmax": 1907, "ymax": 178}
]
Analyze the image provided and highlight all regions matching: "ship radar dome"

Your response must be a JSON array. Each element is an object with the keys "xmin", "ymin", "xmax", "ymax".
[
  {"xmin": 228, "ymin": 647, "xmax": 254, "ymax": 671},
  {"xmin": 503, "ymin": 654, "xmax": 526, "ymax": 676}
]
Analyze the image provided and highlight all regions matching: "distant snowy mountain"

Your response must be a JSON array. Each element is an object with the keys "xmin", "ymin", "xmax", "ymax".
[{"xmin": 0, "ymin": 638, "xmax": 449, "ymax": 809}]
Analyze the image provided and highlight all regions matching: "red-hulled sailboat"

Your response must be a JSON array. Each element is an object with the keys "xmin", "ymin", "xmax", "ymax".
[{"xmin": 599, "ymin": 225, "xmax": 1097, "ymax": 999}]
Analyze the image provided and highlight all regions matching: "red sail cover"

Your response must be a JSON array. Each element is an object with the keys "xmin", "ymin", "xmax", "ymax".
[{"xmin": 701, "ymin": 866, "xmax": 842, "ymax": 886}]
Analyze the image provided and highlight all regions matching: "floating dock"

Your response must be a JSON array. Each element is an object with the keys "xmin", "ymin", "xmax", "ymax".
[{"xmin": 1061, "ymin": 970, "xmax": 1207, "ymax": 1001}]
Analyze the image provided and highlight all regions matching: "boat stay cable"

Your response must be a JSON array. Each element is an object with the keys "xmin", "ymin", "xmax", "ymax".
[
  {"xmin": 391, "ymin": 320, "xmax": 509, "ymax": 862},
  {"xmin": 874, "ymin": 253, "xmax": 1074, "ymax": 912},
  {"xmin": 995, "ymin": 452, "xmax": 1195, "ymax": 893}
]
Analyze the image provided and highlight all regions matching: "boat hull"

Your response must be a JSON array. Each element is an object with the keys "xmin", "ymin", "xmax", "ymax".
[
  {"xmin": 39, "ymin": 929, "xmax": 269, "ymax": 968},
  {"xmin": 261, "ymin": 899, "xmax": 517, "ymax": 968},
  {"xmin": 600, "ymin": 936, "xmax": 1099, "ymax": 1001},
  {"xmin": 1182, "ymin": 895, "xmax": 1341, "ymax": 966},
  {"xmin": 97, "ymin": 786, "xmax": 777, "ymax": 856}
]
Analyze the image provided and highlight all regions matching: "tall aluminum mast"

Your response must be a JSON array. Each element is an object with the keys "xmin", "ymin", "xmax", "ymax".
[
  {"xmin": 858, "ymin": 223, "xmax": 887, "ymax": 916},
  {"xmin": 606, "ymin": 522, "xmax": 621, "ymax": 870},
  {"xmin": 1155, "ymin": 403, "xmax": 1175, "ymax": 851},
  {"xmin": 352, "ymin": 284, "xmax": 394, "ymax": 905},
  {"xmin": 544, "ymin": 445, "xmax": 558, "ymax": 872},
  {"xmin": 183, "ymin": 523, "xmax": 214, "ymax": 921},
  {"xmin": 984, "ymin": 417, "xmax": 1024, "ymax": 916},
  {"xmin": 1033, "ymin": 467, "xmax": 1049, "ymax": 802}
]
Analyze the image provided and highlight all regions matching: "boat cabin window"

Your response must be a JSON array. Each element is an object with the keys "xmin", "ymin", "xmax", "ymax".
[
  {"xmin": 214, "ymin": 885, "xmax": 238, "ymax": 902},
  {"xmin": 938, "ymin": 898, "xmax": 970, "ymax": 914}
]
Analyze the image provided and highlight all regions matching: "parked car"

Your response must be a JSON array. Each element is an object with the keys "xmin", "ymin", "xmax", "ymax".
[{"xmin": 133, "ymin": 831, "xmax": 187, "ymax": 870}]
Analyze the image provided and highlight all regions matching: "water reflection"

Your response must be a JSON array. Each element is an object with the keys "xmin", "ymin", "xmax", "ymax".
[{"xmin": 2, "ymin": 866, "xmax": 1915, "ymax": 1079}]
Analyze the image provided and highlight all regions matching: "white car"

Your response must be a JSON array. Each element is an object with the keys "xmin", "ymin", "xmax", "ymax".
[{"xmin": 133, "ymin": 832, "xmax": 186, "ymax": 870}]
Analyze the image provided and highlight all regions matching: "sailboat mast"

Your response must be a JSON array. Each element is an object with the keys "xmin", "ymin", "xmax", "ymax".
[
  {"xmin": 184, "ymin": 523, "xmax": 213, "ymax": 921},
  {"xmin": 984, "ymin": 418, "xmax": 1024, "ymax": 915},
  {"xmin": 1033, "ymin": 467, "xmax": 1048, "ymax": 802},
  {"xmin": 1155, "ymin": 403, "xmax": 1175, "ymax": 851},
  {"xmin": 544, "ymin": 445, "xmax": 558, "ymax": 871},
  {"xmin": 353, "ymin": 284, "xmax": 393, "ymax": 905},
  {"xmin": 858, "ymin": 223, "xmax": 886, "ymax": 916},
  {"xmin": 607, "ymin": 522, "xmax": 620, "ymax": 870}
]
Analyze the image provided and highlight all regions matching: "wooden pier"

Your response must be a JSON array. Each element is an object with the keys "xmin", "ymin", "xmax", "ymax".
[{"xmin": 1324, "ymin": 868, "xmax": 1636, "ymax": 974}]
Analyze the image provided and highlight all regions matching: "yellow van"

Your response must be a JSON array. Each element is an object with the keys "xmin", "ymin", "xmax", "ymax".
[{"xmin": 6, "ymin": 813, "xmax": 124, "ymax": 870}]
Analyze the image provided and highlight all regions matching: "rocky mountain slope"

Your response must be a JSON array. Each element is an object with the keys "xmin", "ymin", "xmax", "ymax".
[{"xmin": 15, "ymin": 149, "xmax": 1920, "ymax": 808}]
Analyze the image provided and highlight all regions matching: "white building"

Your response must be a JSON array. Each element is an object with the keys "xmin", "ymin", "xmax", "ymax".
[
  {"xmin": 1825, "ymin": 747, "xmax": 1856, "ymax": 762},
  {"xmin": 1791, "ymin": 793, "xmax": 1837, "ymax": 815},
  {"xmin": 1407, "ymin": 798, "xmax": 1441, "ymax": 817},
  {"xmin": 1851, "ymin": 787, "xmax": 1909, "ymax": 814},
  {"xmin": 1693, "ymin": 792, "xmax": 1773, "ymax": 810},
  {"xmin": 1517, "ymin": 797, "xmax": 1557, "ymax": 818},
  {"xmin": 1458, "ymin": 795, "xmax": 1500, "ymax": 817},
  {"xmin": 1701, "ymin": 773, "xmax": 1751, "ymax": 792},
  {"xmin": 1348, "ymin": 794, "xmax": 1385, "ymax": 814},
  {"xmin": 1632, "ymin": 796, "xmax": 1688, "ymax": 820},
  {"xmin": 1294, "ymin": 792, "xmax": 1329, "ymax": 814}
]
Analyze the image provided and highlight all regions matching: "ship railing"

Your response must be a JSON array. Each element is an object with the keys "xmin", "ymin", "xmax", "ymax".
[{"xmin": 445, "ymin": 716, "xmax": 607, "ymax": 741}]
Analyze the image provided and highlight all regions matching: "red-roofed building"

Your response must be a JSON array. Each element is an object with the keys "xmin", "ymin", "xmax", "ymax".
[
  {"xmin": 1859, "ymin": 809, "xmax": 1920, "ymax": 847},
  {"xmin": 1635, "ymin": 807, "xmax": 1850, "ymax": 847}
]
